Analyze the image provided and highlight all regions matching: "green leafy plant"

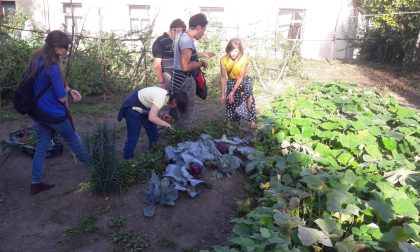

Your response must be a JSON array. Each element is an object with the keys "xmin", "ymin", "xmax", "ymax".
[
  {"xmin": 216, "ymin": 82, "xmax": 420, "ymax": 251},
  {"xmin": 108, "ymin": 217, "xmax": 124, "ymax": 228},
  {"xmin": 85, "ymin": 122, "xmax": 125, "ymax": 193}
]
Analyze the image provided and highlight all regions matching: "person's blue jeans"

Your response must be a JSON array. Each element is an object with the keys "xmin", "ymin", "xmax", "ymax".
[
  {"xmin": 32, "ymin": 119, "xmax": 89, "ymax": 184},
  {"xmin": 123, "ymin": 108, "xmax": 158, "ymax": 159}
]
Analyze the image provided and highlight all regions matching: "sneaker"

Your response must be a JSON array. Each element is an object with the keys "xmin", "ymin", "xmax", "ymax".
[{"xmin": 30, "ymin": 183, "xmax": 55, "ymax": 194}]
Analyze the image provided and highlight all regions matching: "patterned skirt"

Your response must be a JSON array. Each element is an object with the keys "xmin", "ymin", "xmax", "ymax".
[{"xmin": 225, "ymin": 76, "xmax": 256, "ymax": 123}]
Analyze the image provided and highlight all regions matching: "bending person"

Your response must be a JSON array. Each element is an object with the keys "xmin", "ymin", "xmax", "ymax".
[{"xmin": 117, "ymin": 87, "xmax": 188, "ymax": 159}]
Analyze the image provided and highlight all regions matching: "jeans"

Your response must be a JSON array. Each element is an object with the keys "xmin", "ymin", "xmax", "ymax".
[
  {"xmin": 123, "ymin": 108, "xmax": 158, "ymax": 159},
  {"xmin": 32, "ymin": 119, "xmax": 89, "ymax": 184},
  {"xmin": 175, "ymin": 77, "xmax": 195, "ymax": 129}
]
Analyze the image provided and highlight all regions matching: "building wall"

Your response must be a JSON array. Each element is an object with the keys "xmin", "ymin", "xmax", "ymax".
[{"xmin": 14, "ymin": 0, "xmax": 355, "ymax": 59}]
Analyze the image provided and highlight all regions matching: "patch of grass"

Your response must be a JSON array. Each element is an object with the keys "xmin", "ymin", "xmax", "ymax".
[
  {"xmin": 63, "ymin": 206, "xmax": 110, "ymax": 238},
  {"xmin": 64, "ymin": 212, "xmax": 100, "ymax": 237},
  {"xmin": 109, "ymin": 231, "xmax": 150, "ymax": 252},
  {"xmin": 0, "ymin": 110, "xmax": 18, "ymax": 123},
  {"xmin": 183, "ymin": 245, "xmax": 199, "ymax": 252},
  {"xmin": 108, "ymin": 217, "xmax": 124, "ymax": 228},
  {"xmin": 71, "ymin": 102, "xmax": 119, "ymax": 116},
  {"xmin": 157, "ymin": 238, "xmax": 178, "ymax": 249}
]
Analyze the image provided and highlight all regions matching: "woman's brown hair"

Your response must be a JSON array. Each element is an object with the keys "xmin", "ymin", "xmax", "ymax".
[
  {"xmin": 25, "ymin": 30, "xmax": 71, "ymax": 85},
  {"xmin": 225, "ymin": 38, "xmax": 244, "ymax": 59}
]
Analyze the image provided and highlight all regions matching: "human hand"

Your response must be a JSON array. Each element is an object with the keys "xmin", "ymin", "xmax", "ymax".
[
  {"xmin": 220, "ymin": 95, "xmax": 225, "ymax": 104},
  {"xmin": 200, "ymin": 61, "xmax": 208, "ymax": 69},
  {"xmin": 69, "ymin": 89, "xmax": 81, "ymax": 102},
  {"xmin": 165, "ymin": 122, "xmax": 174, "ymax": 130},
  {"xmin": 158, "ymin": 82, "xmax": 166, "ymax": 89},
  {"xmin": 163, "ymin": 114, "xmax": 173, "ymax": 123},
  {"xmin": 227, "ymin": 92, "xmax": 235, "ymax": 104},
  {"xmin": 204, "ymin": 51, "xmax": 215, "ymax": 58}
]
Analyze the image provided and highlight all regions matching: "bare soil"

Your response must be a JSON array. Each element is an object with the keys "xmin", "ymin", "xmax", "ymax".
[{"xmin": 0, "ymin": 60, "xmax": 418, "ymax": 252}]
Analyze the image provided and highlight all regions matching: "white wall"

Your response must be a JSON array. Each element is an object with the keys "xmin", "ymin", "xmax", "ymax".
[{"xmin": 16, "ymin": 0, "xmax": 355, "ymax": 59}]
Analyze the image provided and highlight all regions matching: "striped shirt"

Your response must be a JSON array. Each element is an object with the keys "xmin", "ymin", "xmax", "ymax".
[
  {"xmin": 152, "ymin": 32, "xmax": 175, "ymax": 72},
  {"xmin": 171, "ymin": 32, "xmax": 198, "ymax": 90}
]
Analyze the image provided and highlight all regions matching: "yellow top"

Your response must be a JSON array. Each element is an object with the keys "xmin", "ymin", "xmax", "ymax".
[{"xmin": 221, "ymin": 55, "xmax": 249, "ymax": 79}]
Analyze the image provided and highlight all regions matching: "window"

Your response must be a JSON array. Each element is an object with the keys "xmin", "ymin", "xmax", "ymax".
[
  {"xmin": 277, "ymin": 9, "xmax": 305, "ymax": 39},
  {"xmin": 200, "ymin": 7, "xmax": 224, "ymax": 28},
  {"xmin": 129, "ymin": 5, "xmax": 150, "ymax": 30},
  {"xmin": 1, "ymin": 1, "xmax": 16, "ymax": 16},
  {"xmin": 63, "ymin": 3, "xmax": 83, "ymax": 33}
]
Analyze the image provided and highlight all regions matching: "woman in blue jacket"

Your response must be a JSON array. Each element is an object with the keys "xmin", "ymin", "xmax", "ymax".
[{"xmin": 24, "ymin": 30, "xmax": 89, "ymax": 194}]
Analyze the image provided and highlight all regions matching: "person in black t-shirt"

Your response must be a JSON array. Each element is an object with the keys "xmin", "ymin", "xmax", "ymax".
[{"xmin": 152, "ymin": 19, "xmax": 186, "ymax": 90}]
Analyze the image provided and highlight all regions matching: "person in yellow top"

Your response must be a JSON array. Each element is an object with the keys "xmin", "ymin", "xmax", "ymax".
[{"xmin": 220, "ymin": 38, "xmax": 257, "ymax": 129}]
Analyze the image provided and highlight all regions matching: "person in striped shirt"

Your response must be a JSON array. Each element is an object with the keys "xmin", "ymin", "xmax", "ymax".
[{"xmin": 171, "ymin": 13, "xmax": 215, "ymax": 128}]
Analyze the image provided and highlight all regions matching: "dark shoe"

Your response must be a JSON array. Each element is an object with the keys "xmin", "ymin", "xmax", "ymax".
[{"xmin": 30, "ymin": 183, "xmax": 55, "ymax": 194}]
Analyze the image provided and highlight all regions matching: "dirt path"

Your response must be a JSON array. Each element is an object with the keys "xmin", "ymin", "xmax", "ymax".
[{"xmin": 0, "ymin": 60, "xmax": 418, "ymax": 252}]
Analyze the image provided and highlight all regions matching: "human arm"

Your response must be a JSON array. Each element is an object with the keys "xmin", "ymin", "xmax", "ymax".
[
  {"xmin": 180, "ymin": 48, "xmax": 206, "ymax": 71},
  {"xmin": 49, "ymin": 64, "xmax": 81, "ymax": 105},
  {"xmin": 148, "ymin": 104, "xmax": 173, "ymax": 130},
  {"xmin": 198, "ymin": 51, "xmax": 215, "ymax": 58},
  {"xmin": 153, "ymin": 58, "xmax": 166, "ymax": 89},
  {"xmin": 219, "ymin": 58, "xmax": 227, "ymax": 104},
  {"xmin": 227, "ymin": 63, "xmax": 248, "ymax": 104},
  {"xmin": 152, "ymin": 38, "xmax": 166, "ymax": 88}
]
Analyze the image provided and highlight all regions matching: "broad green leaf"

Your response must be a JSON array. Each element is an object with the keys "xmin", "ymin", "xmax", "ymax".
[
  {"xmin": 315, "ymin": 143, "xmax": 331, "ymax": 156},
  {"xmin": 357, "ymin": 130, "xmax": 377, "ymax": 145},
  {"xmin": 291, "ymin": 118, "xmax": 313, "ymax": 126},
  {"xmin": 368, "ymin": 126, "xmax": 382, "ymax": 136},
  {"xmin": 398, "ymin": 242, "xmax": 420, "ymax": 252},
  {"xmin": 335, "ymin": 235, "xmax": 359, "ymax": 252},
  {"xmin": 381, "ymin": 137, "xmax": 397, "ymax": 151},
  {"xmin": 315, "ymin": 218, "xmax": 344, "ymax": 236},
  {"xmin": 403, "ymin": 223, "xmax": 420, "ymax": 241},
  {"xmin": 365, "ymin": 145, "xmax": 382, "ymax": 158},
  {"xmin": 289, "ymin": 123, "xmax": 300, "ymax": 135},
  {"xmin": 343, "ymin": 104, "xmax": 359, "ymax": 114},
  {"xmin": 230, "ymin": 237, "xmax": 255, "ymax": 247},
  {"xmin": 376, "ymin": 182, "xmax": 408, "ymax": 199},
  {"xmin": 337, "ymin": 152, "xmax": 353, "ymax": 165},
  {"xmin": 326, "ymin": 190, "xmax": 359, "ymax": 215},
  {"xmin": 320, "ymin": 122, "xmax": 340, "ymax": 130},
  {"xmin": 386, "ymin": 131, "xmax": 405, "ymax": 141},
  {"xmin": 382, "ymin": 227, "xmax": 410, "ymax": 244},
  {"xmin": 260, "ymin": 227, "xmax": 271, "ymax": 238},
  {"xmin": 232, "ymin": 223, "xmax": 253, "ymax": 236},
  {"xmin": 368, "ymin": 197, "xmax": 395, "ymax": 223},
  {"xmin": 302, "ymin": 175, "xmax": 324, "ymax": 190},
  {"xmin": 301, "ymin": 126, "xmax": 315, "ymax": 138},
  {"xmin": 396, "ymin": 107, "xmax": 416, "ymax": 118},
  {"xmin": 338, "ymin": 133, "xmax": 359, "ymax": 149},
  {"xmin": 391, "ymin": 198, "xmax": 419, "ymax": 218},
  {"xmin": 343, "ymin": 170, "xmax": 358, "ymax": 186},
  {"xmin": 298, "ymin": 225, "xmax": 333, "ymax": 247},
  {"xmin": 276, "ymin": 131, "xmax": 287, "ymax": 143}
]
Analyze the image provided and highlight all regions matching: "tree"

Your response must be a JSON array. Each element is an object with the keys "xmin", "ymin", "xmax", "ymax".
[{"xmin": 352, "ymin": 0, "xmax": 420, "ymax": 70}]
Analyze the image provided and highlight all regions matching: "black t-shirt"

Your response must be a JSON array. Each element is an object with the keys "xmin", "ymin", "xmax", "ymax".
[{"xmin": 152, "ymin": 32, "xmax": 175, "ymax": 71}]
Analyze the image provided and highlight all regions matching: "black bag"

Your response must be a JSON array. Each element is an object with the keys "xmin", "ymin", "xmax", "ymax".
[
  {"xmin": 13, "ymin": 68, "xmax": 50, "ymax": 115},
  {"xmin": 194, "ymin": 69, "xmax": 207, "ymax": 100}
]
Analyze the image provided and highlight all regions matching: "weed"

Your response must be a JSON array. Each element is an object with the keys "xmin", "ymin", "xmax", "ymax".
[
  {"xmin": 108, "ymin": 217, "xmax": 124, "ymax": 228},
  {"xmin": 183, "ymin": 245, "xmax": 199, "ymax": 252},
  {"xmin": 109, "ymin": 231, "xmax": 150, "ymax": 251},
  {"xmin": 157, "ymin": 238, "xmax": 178, "ymax": 249}
]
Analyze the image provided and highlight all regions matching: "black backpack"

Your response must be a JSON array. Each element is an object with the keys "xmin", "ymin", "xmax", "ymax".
[{"xmin": 13, "ymin": 67, "xmax": 50, "ymax": 115}]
